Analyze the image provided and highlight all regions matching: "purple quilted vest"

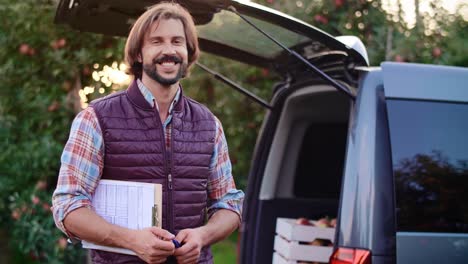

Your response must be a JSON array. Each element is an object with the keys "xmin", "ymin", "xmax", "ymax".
[{"xmin": 89, "ymin": 80, "xmax": 216, "ymax": 264}]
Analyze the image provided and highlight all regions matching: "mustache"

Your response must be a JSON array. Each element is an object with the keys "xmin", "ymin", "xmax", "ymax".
[{"xmin": 153, "ymin": 55, "xmax": 182, "ymax": 64}]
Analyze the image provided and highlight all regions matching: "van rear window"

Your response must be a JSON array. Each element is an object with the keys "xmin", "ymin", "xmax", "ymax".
[{"xmin": 387, "ymin": 99, "xmax": 468, "ymax": 233}]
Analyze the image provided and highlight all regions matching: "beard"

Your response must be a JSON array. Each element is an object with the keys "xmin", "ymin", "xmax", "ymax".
[{"xmin": 143, "ymin": 55, "xmax": 187, "ymax": 87}]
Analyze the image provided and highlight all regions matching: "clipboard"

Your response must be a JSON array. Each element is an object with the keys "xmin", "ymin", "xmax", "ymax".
[{"xmin": 82, "ymin": 179, "xmax": 163, "ymax": 255}]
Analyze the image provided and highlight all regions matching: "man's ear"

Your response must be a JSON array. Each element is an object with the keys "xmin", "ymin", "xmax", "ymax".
[{"xmin": 137, "ymin": 53, "xmax": 142, "ymax": 63}]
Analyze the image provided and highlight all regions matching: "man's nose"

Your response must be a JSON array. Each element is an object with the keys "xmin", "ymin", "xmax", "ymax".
[{"xmin": 161, "ymin": 43, "xmax": 176, "ymax": 54}]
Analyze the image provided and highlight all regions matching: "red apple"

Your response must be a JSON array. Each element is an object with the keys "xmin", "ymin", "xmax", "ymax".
[
  {"xmin": 35, "ymin": 180, "xmax": 47, "ymax": 190},
  {"xmin": 335, "ymin": 0, "xmax": 344, "ymax": 8},
  {"xmin": 57, "ymin": 237, "xmax": 68, "ymax": 249},
  {"xmin": 395, "ymin": 55, "xmax": 404, "ymax": 62},
  {"xmin": 29, "ymin": 251, "xmax": 39, "ymax": 261},
  {"xmin": 28, "ymin": 48, "xmax": 36, "ymax": 56},
  {"xmin": 19, "ymin": 44, "xmax": 30, "ymax": 55},
  {"xmin": 31, "ymin": 195, "xmax": 40, "ymax": 205},
  {"xmin": 247, "ymin": 75, "xmax": 257, "ymax": 83},
  {"xmin": 11, "ymin": 209, "xmax": 21, "ymax": 220},
  {"xmin": 82, "ymin": 66, "xmax": 92, "ymax": 76},
  {"xmin": 309, "ymin": 238, "xmax": 332, "ymax": 247},
  {"xmin": 50, "ymin": 40, "xmax": 59, "ymax": 50},
  {"xmin": 432, "ymin": 47, "xmax": 442, "ymax": 58},
  {"xmin": 57, "ymin": 38, "xmax": 66, "ymax": 48},
  {"xmin": 296, "ymin": 217, "xmax": 313, "ymax": 226},
  {"xmin": 309, "ymin": 239, "xmax": 324, "ymax": 246},
  {"xmin": 47, "ymin": 101, "xmax": 60, "ymax": 112},
  {"xmin": 314, "ymin": 15, "xmax": 329, "ymax": 25},
  {"xmin": 42, "ymin": 202, "xmax": 51, "ymax": 211},
  {"xmin": 315, "ymin": 217, "xmax": 331, "ymax": 228}
]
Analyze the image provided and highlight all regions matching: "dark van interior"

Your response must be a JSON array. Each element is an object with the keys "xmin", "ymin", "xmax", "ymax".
[{"xmin": 250, "ymin": 85, "xmax": 350, "ymax": 262}]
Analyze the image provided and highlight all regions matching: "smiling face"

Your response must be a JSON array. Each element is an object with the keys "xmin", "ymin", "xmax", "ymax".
[{"xmin": 139, "ymin": 18, "xmax": 188, "ymax": 87}]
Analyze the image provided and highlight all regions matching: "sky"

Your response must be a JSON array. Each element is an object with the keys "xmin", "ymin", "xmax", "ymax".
[{"xmin": 382, "ymin": 0, "xmax": 468, "ymax": 27}]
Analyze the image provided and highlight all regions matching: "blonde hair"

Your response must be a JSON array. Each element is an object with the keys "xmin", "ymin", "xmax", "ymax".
[{"xmin": 124, "ymin": 2, "xmax": 200, "ymax": 78}]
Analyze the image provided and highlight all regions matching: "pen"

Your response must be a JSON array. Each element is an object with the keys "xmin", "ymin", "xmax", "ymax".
[{"xmin": 172, "ymin": 239, "xmax": 181, "ymax": 248}]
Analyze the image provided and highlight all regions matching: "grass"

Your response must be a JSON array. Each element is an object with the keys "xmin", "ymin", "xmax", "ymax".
[{"xmin": 211, "ymin": 231, "xmax": 238, "ymax": 264}]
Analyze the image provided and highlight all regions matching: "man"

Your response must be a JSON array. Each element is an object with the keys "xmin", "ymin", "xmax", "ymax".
[{"xmin": 52, "ymin": 3, "xmax": 244, "ymax": 264}]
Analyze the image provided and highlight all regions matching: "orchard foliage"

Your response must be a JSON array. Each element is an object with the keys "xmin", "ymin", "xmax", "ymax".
[
  {"xmin": 0, "ymin": 0, "xmax": 124, "ymax": 262},
  {"xmin": 259, "ymin": 0, "xmax": 467, "ymax": 66},
  {"xmin": 0, "ymin": 0, "xmax": 467, "ymax": 263}
]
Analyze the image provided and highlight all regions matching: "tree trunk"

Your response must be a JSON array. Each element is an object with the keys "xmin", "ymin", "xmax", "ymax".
[
  {"xmin": 385, "ymin": 26, "xmax": 394, "ymax": 60},
  {"xmin": 66, "ymin": 72, "xmax": 83, "ymax": 114},
  {"xmin": 415, "ymin": 0, "xmax": 421, "ymax": 32}
]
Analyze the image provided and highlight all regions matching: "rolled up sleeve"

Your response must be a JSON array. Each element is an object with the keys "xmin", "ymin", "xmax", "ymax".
[
  {"xmin": 206, "ymin": 117, "xmax": 244, "ymax": 221},
  {"xmin": 51, "ymin": 107, "xmax": 103, "ymax": 236}
]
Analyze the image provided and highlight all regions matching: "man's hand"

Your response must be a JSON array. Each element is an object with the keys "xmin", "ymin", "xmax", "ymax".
[
  {"xmin": 174, "ymin": 228, "xmax": 206, "ymax": 264},
  {"xmin": 129, "ymin": 227, "xmax": 176, "ymax": 264}
]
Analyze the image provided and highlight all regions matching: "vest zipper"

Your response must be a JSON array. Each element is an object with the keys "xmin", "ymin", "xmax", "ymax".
[
  {"xmin": 155, "ymin": 106, "xmax": 174, "ymax": 234},
  {"xmin": 165, "ymin": 152, "xmax": 174, "ymax": 234},
  {"xmin": 166, "ymin": 132, "xmax": 174, "ymax": 235},
  {"xmin": 168, "ymin": 173, "xmax": 172, "ymax": 189},
  {"xmin": 168, "ymin": 121, "xmax": 175, "ymax": 235}
]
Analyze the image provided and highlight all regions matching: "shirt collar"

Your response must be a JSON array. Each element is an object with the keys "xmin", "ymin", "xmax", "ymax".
[{"xmin": 136, "ymin": 79, "xmax": 181, "ymax": 113}]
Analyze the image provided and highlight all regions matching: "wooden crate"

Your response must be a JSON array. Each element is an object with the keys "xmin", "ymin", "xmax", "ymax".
[
  {"xmin": 273, "ymin": 218, "xmax": 335, "ymax": 263},
  {"xmin": 273, "ymin": 252, "xmax": 329, "ymax": 264},
  {"xmin": 272, "ymin": 252, "xmax": 295, "ymax": 264}
]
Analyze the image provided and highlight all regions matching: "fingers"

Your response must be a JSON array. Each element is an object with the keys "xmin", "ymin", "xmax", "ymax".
[
  {"xmin": 144, "ymin": 228, "xmax": 175, "ymax": 252},
  {"xmin": 174, "ymin": 241, "xmax": 200, "ymax": 264},
  {"xmin": 175, "ymin": 229, "xmax": 189, "ymax": 243},
  {"xmin": 149, "ymin": 227, "xmax": 175, "ymax": 240},
  {"xmin": 152, "ymin": 238, "xmax": 175, "ymax": 252},
  {"xmin": 173, "ymin": 228, "xmax": 203, "ymax": 263},
  {"xmin": 133, "ymin": 228, "xmax": 178, "ymax": 264},
  {"xmin": 146, "ymin": 227, "xmax": 175, "ymax": 250},
  {"xmin": 174, "ymin": 241, "xmax": 195, "ymax": 256}
]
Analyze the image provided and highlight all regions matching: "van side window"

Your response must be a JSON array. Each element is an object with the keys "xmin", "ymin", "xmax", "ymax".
[
  {"xmin": 387, "ymin": 99, "xmax": 468, "ymax": 233},
  {"xmin": 293, "ymin": 123, "xmax": 347, "ymax": 199}
]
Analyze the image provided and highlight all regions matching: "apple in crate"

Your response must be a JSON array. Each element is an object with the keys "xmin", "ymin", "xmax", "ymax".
[
  {"xmin": 295, "ymin": 217, "xmax": 313, "ymax": 226},
  {"xmin": 309, "ymin": 238, "xmax": 333, "ymax": 247},
  {"xmin": 315, "ymin": 217, "xmax": 331, "ymax": 228}
]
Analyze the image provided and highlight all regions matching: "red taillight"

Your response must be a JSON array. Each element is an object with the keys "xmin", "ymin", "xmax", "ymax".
[{"xmin": 330, "ymin": 247, "xmax": 371, "ymax": 264}]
